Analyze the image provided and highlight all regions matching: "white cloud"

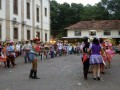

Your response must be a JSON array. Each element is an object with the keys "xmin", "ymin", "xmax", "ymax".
[{"xmin": 55, "ymin": 0, "xmax": 101, "ymax": 5}]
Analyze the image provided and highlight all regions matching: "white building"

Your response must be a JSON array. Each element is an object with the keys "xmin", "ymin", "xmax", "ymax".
[
  {"xmin": 0, "ymin": 0, "xmax": 50, "ymax": 42},
  {"xmin": 64, "ymin": 20, "xmax": 120, "ymax": 44}
]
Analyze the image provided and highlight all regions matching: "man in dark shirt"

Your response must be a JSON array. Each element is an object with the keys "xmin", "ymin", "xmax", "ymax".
[{"xmin": 81, "ymin": 37, "xmax": 90, "ymax": 80}]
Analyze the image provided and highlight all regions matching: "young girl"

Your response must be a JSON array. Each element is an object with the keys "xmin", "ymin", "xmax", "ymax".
[
  {"xmin": 88, "ymin": 38, "xmax": 103, "ymax": 80},
  {"xmin": 100, "ymin": 48, "xmax": 107, "ymax": 74},
  {"xmin": 1, "ymin": 44, "xmax": 7, "ymax": 68},
  {"xmin": 106, "ymin": 46, "xmax": 112, "ymax": 68},
  {"xmin": 99, "ymin": 39, "xmax": 107, "ymax": 74}
]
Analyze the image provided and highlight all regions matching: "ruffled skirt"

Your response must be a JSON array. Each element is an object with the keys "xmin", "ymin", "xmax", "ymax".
[{"xmin": 90, "ymin": 55, "xmax": 103, "ymax": 65}]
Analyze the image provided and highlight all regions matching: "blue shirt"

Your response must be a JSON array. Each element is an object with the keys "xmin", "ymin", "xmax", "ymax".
[{"xmin": 9, "ymin": 46, "xmax": 14, "ymax": 52}]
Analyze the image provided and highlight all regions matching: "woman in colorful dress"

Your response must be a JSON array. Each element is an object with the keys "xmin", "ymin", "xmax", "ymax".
[
  {"xmin": 99, "ymin": 39, "xmax": 106, "ymax": 74},
  {"xmin": 109, "ymin": 43, "xmax": 115, "ymax": 67},
  {"xmin": 0, "ymin": 43, "xmax": 7, "ymax": 67},
  {"xmin": 105, "ymin": 46, "xmax": 112, "ymax": 68},
  {"xmin": 6, "ymin": 43, "xmax": 15, "ymax": 68},
  {"xmin": 88, "ymin": 38, "xmax": 103, "ymax": 80}
]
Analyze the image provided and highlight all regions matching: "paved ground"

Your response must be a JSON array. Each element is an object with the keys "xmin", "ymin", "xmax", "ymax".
[{"xmin": 0, "ymin": 54, "xmax": 120, "ymax": 90}]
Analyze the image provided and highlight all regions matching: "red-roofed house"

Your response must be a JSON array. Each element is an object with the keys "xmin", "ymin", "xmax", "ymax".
[{"xmin": 64, "ymin": 20, "xmax": 120, "ymax": 44}]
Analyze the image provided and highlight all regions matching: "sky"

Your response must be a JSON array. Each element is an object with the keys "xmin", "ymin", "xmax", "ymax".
[{"xmin": 55, "ymin": 0, "xmax": 101, "ymax": 6}]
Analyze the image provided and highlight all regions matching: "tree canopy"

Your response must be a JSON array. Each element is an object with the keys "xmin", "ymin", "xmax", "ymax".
[{"xmin": 50, "ymin": 0, "xmax": 120, "ymax": 38}]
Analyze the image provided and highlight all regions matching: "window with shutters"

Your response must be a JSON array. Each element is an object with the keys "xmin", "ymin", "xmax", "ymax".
[
  {"xmin": 37, "ymin": 32, "xmax": 40, "ymax": 39},
  {"xmin": 103, "ymin": 30, "xmax": 111, "ymax": 36},
  {"xmin": 0, "ymin": 0, "xmax": 2, "ymax": 10},
  {"xmin": 27, "ymin": 2, "xmax": 30, "ymax": 19},
  {"xmin": 45, "ymin": 33, "xmax": 47, "ymax": 41},
  {"xmin": 0, "ymin": 25, "xmax": 1, "ymax": 38},
  {"xmin": 119, "ymin": 31, "xmax": 120, "ymax": 35},
  {"xmin": 89, "ymin": 30, "xmax": 96, "ymax": 36},
  {"xmin": 45, "ymin": 8, "xmax": 47, "ymax": 17},
  {"xmin": 27, "ymin": 30, "xmax": 30, "ymax": 40},
  {"xmin": 13, "ymin": 0, "xmax": 18, "ymax": 15},
  {"xmin": 14, "ymin": 28, "xmax": 18, "ymax": 39},
  {"xmin": 36, "ymin": 7, "xmax": 39, "ymax": 22},
  {"xmin": 75, "ymin": 30, "xmax": 81, "ymax": 36}
]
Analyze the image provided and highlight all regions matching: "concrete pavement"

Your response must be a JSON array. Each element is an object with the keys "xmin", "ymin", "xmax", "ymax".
[{"xmin": 0, "ymin": 54, "xmax": 120, "ymax": 90}]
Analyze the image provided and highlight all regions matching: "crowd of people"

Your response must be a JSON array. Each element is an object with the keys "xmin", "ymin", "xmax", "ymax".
[
  {"xmin": 80, "ymin": 37, "xmax": 115, "ymax": 81},
  {"xmin": 0, "ymin": 37, "xmax": 116, "ymax": 80},
  {"xmin": 0, "ymin": 39, "xmax": 84, "ymax": 79}
]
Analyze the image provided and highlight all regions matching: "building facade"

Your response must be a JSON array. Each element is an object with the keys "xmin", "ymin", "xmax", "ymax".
[
  {"xmin": 64, "ymin": 20, "xmax": 120, "ymax": 44},
  {"xmin": 0, "ymin": 0, "xmax": 50, "ymax": 42}
]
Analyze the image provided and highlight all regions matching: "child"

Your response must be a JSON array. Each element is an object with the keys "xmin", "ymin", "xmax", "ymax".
[{"xmin": 106, "ymin": 46, "xmax": 112, "ymax": 68}]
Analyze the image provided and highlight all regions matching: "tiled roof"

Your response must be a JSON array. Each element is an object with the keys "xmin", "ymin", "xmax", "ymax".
[{"xmin": 65, "ymin": 20, "xmax": 120, "ymax": 30}]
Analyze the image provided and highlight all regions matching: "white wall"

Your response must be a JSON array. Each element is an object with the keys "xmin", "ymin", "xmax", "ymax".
[
  {"xmin": 96, "ymin": 30, "xmax": 102, "ymax": 38},
  {"xmin": 34, "ymin": 0, "xmax": 41, "ymax": 28},
  {"xmin": 67, "ymin": 29, "xmax": 120, "ymax": 38},
  {"xmin": 10, "ymin": 0, "xmax": 21, "ymax": 22},
  {"xmin": 81, "ymin": 30, "xmax": 89, "ymax": 37},
  {"xmin": 0, "ymin": 21, "xmax": 6, "ymax": 41},
  {"xmin": 23, "ymin": 0, "xmax": 33, "ymax": 40},
  {"xmin": 24, "ymin": 0, "xmax": 33, "ymax": 26},
  {"xmin": 67, "ymin": 30, "xmax": 75, "ymax": 37},
  {"xmin": 42, "ymin": 30, "xmax": 50, "ymax": 42},
  {"xmin": 0, "ymin": 0, "xmax": 6, "ymax": 19},
  {"xmin": 9, "ymin": 0, "xmax": 22, "ymax": 41},
  {"xmin": 42, "ymin": 0, "xmax": 50, "ymax": 31},
  {"xmin": 0, "ymin": 0, "xmax": 6, "ymax": 41},
  {"xmin": 10, "ymin": 24, "xmax": 22, "ymax": 41},
  {"xmin": 111, "ymin": 30, "xmax": 119, "ymax": 38},
  {"xmin": 24, "ymin": 26, "xmax": 33, "ymax": 41},
  {"xmin": 34, "ymin": 0, "xmax": 41, "ymax": 39},
  {"xmin": 0, "ymin": 0, "xmax": 50, "ymax": 42},
  {"xmin": 41, "ymin": 0, "xmax": 50, "ymax": 42}
]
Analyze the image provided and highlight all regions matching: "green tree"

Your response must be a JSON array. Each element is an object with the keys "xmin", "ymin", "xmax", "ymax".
[
  {"xmin": 81, "ymin": 3, "xmax": 109, "ymax": 21},
  {"xmin": 50, "ymin": 0, "xmax": 119, "ymax": 39},
  {"xmin": 81, "ymin": 4, "xmax": 95, "ymax": 20},
  {"xmin": 101, "ymin": 0, "xmax": 120, "ymax": 19},
  {"xmin": 50, "ymin": 1, "xmax": 84, "ymax": 38},
  {"xmin": 50, "ymin": 0, "xmax": 60, "ymax": 37},
  {"xmin": 93, "ymin": 2, "xmax": 109, "ymax": 20}
]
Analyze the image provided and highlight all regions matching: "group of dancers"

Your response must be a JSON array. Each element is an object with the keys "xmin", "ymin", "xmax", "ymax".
[
  {"xmin": 0, "ymin": 37, "xmax": 115, "ymax": 80},
  {"xmin": 81, "ymin": 37, "xmax": 115, "ymax": 80}
]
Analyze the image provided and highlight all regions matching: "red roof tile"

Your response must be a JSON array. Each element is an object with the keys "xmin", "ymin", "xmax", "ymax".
[{"xmin": 65, "ymin": 20, "xmax": 120, "ymax": 30}]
